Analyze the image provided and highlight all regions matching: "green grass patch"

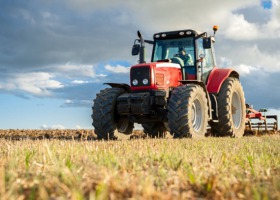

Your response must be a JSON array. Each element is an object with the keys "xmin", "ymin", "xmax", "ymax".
[{"xmin": 0, "ymin": 135, "xmax": 279, "ymax": 199}]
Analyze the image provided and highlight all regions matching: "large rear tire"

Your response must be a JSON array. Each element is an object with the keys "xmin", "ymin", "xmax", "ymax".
[
  {"xmin": 92, "ymin": 88, "xmax": 133, "ymax": 140},
  {"xmin": 168, "ymin": 84, "xmax": 208, "ymax": 138},
  {"xmin": 210, "ymin": 77, "xmax": 246, "ymax": 137},
  {"xmin": 142, "ymin": 122, "xmax": 167, "ymax": 138}
]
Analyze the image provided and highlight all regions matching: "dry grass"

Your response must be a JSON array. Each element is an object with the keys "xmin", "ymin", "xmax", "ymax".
[{"xmin": 0, "ymin": 130, "xmax": 280, "ymax": 199}]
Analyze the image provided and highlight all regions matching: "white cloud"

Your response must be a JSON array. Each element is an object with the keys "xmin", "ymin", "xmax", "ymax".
[
  {"xmin": 272, "ymin": 0, "xmax": 279, "ymax": 6},
  {"xmin": 234, "ymin": 64, "xmax": 258, "ymax": 75},
  {"xmin": 63, "ymin": 99, "xmax": 91, "ymax": 107},
  {"xmin": 71, "ymin": 80, "xmax": 89, "ymax": 84},
  {"xmin": 65, "ymin": 99, "xmax": 73, "ymax": 104},
  {"xmin": 105, "ymin": 64, "xmax": 130, "ymax": 73},
  {"xmin": 57, "ymin": 63, "xmax": 96, "ymax": 78},
  {"xmin": 224, "ymin": 2, "xmax": 280, "ymax": 40},
  {"xmin": 233, "ymin": 45, "xmax": 280, "ymax": 72},
  {"xmin": 265, "ymin": 2, "xmax": 280, "ymax": 36},
  {"xmin": 224, "ymin": 14, "xmax": 260, "ymax": 40},
  {"xmin": 0, "ymin": 72, "xmax": 63, "ymax": 96},
  {"xmin": 96, "ymin": 74, "xmax": 107, "ymax": 78},
  {"xmin": 41, "ymin": 124, "xmax": 65, "ymax": 130}
]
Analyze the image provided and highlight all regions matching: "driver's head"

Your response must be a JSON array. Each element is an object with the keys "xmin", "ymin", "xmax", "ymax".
[{"xmin": 178, "ymin": 47, "xmax": 186, "ymax": 55}]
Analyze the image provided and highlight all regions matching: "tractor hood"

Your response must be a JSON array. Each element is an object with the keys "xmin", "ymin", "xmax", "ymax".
[{"xmin": 130, "ymin": 62, "xmax": 182, "ymax": 91}]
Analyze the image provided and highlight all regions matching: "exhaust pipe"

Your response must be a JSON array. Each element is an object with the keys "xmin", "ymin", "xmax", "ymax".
[{"xmin": 137, "ymin": 31, "xmax": 146, "ymax": 63}]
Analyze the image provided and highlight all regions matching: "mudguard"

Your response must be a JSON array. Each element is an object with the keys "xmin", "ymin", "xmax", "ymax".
[
  {"xmin": 206, "ymin": 67, "xmax": 239, "ymax": 93},
  {"xmin": 104, "ymin": 83, "xmax": 131, "ymax": 92}
]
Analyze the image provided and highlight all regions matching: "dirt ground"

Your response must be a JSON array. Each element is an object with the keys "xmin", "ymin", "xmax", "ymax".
[{"xmin": 0, "ymin": 129, "xmax": 278, "ymax": 140}]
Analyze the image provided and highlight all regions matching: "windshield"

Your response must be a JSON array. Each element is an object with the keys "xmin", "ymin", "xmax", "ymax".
[{"xmin": 152, "ymin": 37, "xmax": 195, "ymax": 66}]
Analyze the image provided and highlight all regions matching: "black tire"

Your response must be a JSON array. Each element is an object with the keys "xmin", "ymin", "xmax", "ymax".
[
  {"xmin": 92, "ymin": 87, "xmax": 126, "ymax": 140},
  {"xmin": 117, "ymin": 119, "xmax": 134, "ymax": 135},
  {"xmin": 142, "ymin": 122, "xmax": 167, "ymax": 138},
  {"xmin": 210, "ymin": 77, "xmax": 246, "ymax": 137},
  {"xmin": 168, "ymin": 84, "xmax": 208, "ymax": 138}
]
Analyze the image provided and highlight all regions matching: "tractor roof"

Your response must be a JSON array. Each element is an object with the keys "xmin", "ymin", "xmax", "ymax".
[{"xmin": 153, "ymin": 29, "xmax": 206, "ymax": 40}]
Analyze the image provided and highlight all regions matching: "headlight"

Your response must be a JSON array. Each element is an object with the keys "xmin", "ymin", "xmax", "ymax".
[
  {"xmin": 142, "ymin": 79, "xmax": 148, "ymax": 85},
  {"xmin": 132, "ymin": 79, "xmax": 138, "ymax": 86}
]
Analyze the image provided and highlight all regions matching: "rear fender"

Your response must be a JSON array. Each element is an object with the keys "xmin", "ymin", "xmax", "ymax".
[
  {"xmin": 207, "ymin": 67, "xmax": 239, "ymax": 94},
  {"xmin": 104, "ymin": 83, "xmax": 131, "ymax": 92}
]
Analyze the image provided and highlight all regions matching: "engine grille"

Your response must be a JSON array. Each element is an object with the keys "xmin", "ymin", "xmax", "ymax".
[{"xmin": 130, "ymin": 66, "xmax": 151, "ymax": 86}]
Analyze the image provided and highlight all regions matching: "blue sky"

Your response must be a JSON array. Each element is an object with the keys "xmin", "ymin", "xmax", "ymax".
[
  {"xmin": 262, "ymin": 0, "xmax": 273, "ymax": 8},
  {"xmin": 0, "ymin": 0, "xmax": 280, "ymax": 129}
]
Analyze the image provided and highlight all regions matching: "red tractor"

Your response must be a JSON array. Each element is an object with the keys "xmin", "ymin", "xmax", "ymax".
[{"xmin": 92, "ymin": 26, "xmax": 246, "ymax": 140}]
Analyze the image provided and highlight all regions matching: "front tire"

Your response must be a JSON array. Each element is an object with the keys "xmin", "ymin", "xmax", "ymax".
[
  {"xmin": 168, "ymin": 84, "xmax": 208, "ymax": 138},
  {"xmin": 210, "ymin": 77, "xmax": 246, "ymax": 137},
  {"xmin": 92, "ymin": 88, "xmax": 133, "ymax": 140}
]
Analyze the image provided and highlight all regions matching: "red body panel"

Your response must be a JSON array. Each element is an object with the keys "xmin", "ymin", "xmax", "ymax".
[
  {"xmin": 187, "ymin": 74, "xmax": 196, "ymax": 80},
  {"xmin": 207, "ymin": 67, "xmax": 235, "ymax": 93},
  {"xmin": 130, "ymin": 62, "xmax": 182, "ymax": 91},
  {"xmin": 246, "ymin": 112, "xmax": 264, "ymax": 120},
  {"xmin": 246, "ymin": 108, "xmax": 265, "ymax": 120}
]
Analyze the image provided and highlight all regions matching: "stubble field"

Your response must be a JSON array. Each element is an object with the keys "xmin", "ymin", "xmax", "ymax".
[{"xmin": 0, "ymin": 129, "xmax": 279, "ymax": 199}]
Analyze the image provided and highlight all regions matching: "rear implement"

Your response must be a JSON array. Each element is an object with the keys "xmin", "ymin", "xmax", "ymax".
[{"xmin": 245, "ymin": 104, "xmax": 278, "ymax": 135}]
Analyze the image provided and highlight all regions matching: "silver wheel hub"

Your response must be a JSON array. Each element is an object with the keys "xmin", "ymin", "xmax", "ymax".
[
  {"xmin": 232, "ymin": 91, "xmax": 242, "ymax": 129},
  {"xmin": 191, "ymin": 98, "xmax": 203, "ymax": 131}
]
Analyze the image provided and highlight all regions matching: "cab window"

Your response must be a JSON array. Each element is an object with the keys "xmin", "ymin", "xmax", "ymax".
[
  {"xmin": 197, "ymin": 38, "xmax": 214, "ymax": 82},
  {"xmin": 152, "ymin": 37, "xmax": 195, "ymax": 66}
]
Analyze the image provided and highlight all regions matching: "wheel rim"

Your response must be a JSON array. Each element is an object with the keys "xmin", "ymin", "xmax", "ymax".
[
  {"xmin": 232, "ymin": 91, "xmax": 242, "ymax": 129},
  {"xmin": 191, "ymin": 98, "xmax": 203, "ymax": 131}
]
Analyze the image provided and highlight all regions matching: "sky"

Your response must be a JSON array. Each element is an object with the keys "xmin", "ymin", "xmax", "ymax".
[{"xmin": 0, "ymin": 0, "xmax": 280, "ymax": 129}]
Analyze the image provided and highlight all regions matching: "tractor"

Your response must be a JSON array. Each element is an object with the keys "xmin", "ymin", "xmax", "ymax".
[{"xmin": 91, "ymin": 26, "xmax": 246, "ymax": 140}]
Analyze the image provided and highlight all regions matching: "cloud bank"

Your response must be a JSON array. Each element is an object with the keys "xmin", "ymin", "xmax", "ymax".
[{"xmin": 0, "ymin": 0, "xmax": 279, "ymax": 110}]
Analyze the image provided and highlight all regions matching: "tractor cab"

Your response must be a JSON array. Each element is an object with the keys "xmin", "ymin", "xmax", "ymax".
[{"xmin": 133, "ymin": 28, "xmax": 217, "ymax": 84}]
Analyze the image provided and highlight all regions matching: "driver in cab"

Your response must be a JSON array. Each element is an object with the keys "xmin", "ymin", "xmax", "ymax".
[{"xmin": 176, "ymin": 47, "xmax": 193, "ymax": 66}]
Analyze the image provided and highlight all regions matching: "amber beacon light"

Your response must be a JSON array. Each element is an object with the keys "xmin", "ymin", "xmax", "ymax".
[{"xmin": 213, "ymin": 25, "xmax": 218, "ymax": 35}]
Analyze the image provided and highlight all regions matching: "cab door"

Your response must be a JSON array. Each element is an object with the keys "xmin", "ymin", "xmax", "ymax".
[{"xmin": 197, "ymin": 38, "xmax": 215, "ymax": 83}]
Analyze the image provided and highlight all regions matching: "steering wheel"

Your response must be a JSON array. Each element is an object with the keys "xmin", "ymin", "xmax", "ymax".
[{"xmin": 171, "ymin": 57, "xmax": 184, "ymax": 67}]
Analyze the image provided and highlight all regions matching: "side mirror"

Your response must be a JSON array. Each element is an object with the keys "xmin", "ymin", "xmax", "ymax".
[
  {"xmin": 203, "ymin": 37, "xmax": 212, "ymax": 49},
  {"xmin": 132, "ymin": 44, "xmax": 140, "ymax": 56}
]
